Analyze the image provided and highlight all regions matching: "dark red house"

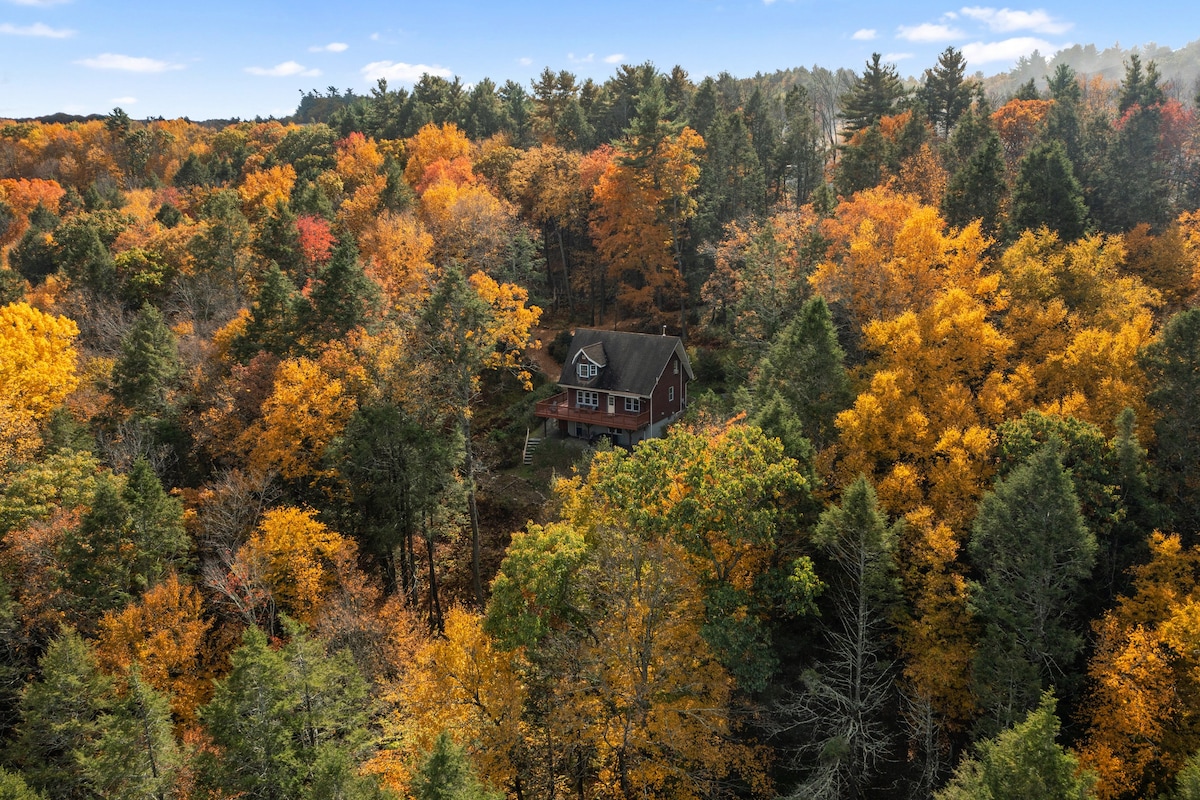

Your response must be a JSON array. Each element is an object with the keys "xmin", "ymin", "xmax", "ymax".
[{"xmin": 534, "ymin": 329, "xmax": 694, "ymax": 447}]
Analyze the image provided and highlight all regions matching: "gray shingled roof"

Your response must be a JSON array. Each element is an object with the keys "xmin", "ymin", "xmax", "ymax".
[{"xmin": 558, "ymin": 329, "xmax": 694, "ymax": 396}]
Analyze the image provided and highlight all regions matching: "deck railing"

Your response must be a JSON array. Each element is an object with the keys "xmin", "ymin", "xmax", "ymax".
[{"xmin": 534, "ymin": 391, "xmax": 650, "ymax": 431}]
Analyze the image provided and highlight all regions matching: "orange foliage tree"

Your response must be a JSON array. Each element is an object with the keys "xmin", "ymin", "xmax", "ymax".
[
  {"xmin": 1080, "ymin": 532, "xmax": 1200, "ymax": 799},
  {"xmin": 96, "ymin": 573, "xmax": 213, "ymax": 724},
  {"xmin": 589, "ymin": 110, "xmax": 703, "ymax": 319},
  {"xmin": 811, "ymin": 187, "xmax": 993, "ymax": 334},
  {"xmin": 991, "ymin": 98, "xmax": 1054, "ymax": 170},
  {"xmin": 359, "ymin": 211, "xmax": 437, "ymax": 312}
]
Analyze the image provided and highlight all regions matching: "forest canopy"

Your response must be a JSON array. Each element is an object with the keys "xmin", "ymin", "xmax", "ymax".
[{"xmin": 2, "ymin": 43, "xmax": 1200, "ymax": 799}]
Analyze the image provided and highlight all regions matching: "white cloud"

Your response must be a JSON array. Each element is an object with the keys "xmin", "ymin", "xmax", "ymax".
[
  {"xmin": 962, "ymin": 36, "xmax": 1055, "ymax": 63},
  {"xmin": 603, "ymin": 53, "xmax": 624, "ymax": 64},
  {"xmin": 897, "ymin": 22, "xmax": 965, "ymax": 42},
  {"xmin": 852, "ymin": 28, "xmax": 877, "ymax": 41},
  {"xmin": 112, "ymin": 96, "xmax": 136, "ymax": 105},
  {"xmin": 309, "ymin": 42, "xmax": 348, "ymax": 53},
  {"xmin": 0, "ymin": 21, "xmax": 73, "ymax": 37},
  {"xmin": 361, "ymin": 60, "xmax": 451, "ymax": 83},
  {"xmin": 883, "ymin": 52, "xmax": 915, "ymax": 62},
  {"xmin": 568, "ymin": 52, "xmax": 594, "ymax": 64},
  {"xmin": 77, "ymin": 53, "xmax": 183, "ymax": 73},
  {"xmin": 960, "ymin": 6, "xmax": 1072, "ymax": 34},
  {"xmin": 517, "ymin": 56, "xmax": 532, "ymax": 66},
  {"xmin": 246, "ymin": 60, "xmax": 321, "ymax": 77}
]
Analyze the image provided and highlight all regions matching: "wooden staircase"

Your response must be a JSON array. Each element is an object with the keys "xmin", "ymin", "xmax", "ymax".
[{"xmin": 522, "ymin": 429, "xmax": 542, "ymax": 465}]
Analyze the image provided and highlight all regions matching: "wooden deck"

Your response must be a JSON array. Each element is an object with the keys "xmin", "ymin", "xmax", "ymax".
[{"xmin": 534, "ymin": 392, "xmax": 650, "ymax": 431}]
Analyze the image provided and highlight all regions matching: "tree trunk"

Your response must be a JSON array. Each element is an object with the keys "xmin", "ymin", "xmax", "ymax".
[
  {"xmin": 557, "ymin": 225, "xmax": 574, "ymax": 318},
  {"xmin": 463, "ymin": 413, "xmax": 485, "ymax": 608},
  {"xmin": 424, "ymin": 513, "xmax": 443, "ymax": 632}
]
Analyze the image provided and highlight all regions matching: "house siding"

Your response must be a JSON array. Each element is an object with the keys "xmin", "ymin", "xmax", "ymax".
[{"xmin": 649, "ymin": 354, "xmax": 685, "ymax": 422}]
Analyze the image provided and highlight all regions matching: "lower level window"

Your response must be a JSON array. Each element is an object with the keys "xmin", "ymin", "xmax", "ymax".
[
  {"xmin": 668, "ymin": 386, "xmax": 675, "ymax": 402},
  {"xmin": 577, "ymin": 390, "xmax": 598, "ymax": 408},
  {"xmin": 624, "ymin": 397, "xmax": 641, "ymax": 412}
]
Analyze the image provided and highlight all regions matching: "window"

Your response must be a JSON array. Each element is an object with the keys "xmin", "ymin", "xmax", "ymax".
[
  {"xmin": 624, "ymin": 397, "xmax": 641, "ymax": 412},
  {"xmin": 577, "ymin": 390, "xmax": 599, "ymax": 408},
  {"xmin": 673, "ymin": 359, "xmax": 679, "ymax": 375},
  {"xmin": 668, "ymin": 386, "xmax": 675, "ymax": 402},
  {"xmin": 577, "ymin": 362, "xmax": 598, "ymax": 379}
]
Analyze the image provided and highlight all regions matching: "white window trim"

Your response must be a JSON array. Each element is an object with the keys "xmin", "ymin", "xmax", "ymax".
[
  {"xmin": 668, "ymin": 386, "xmax": 675, "ymax": 402},
  {"xmin": 577, "ymin": 362, "xmax": 598, "ymax": 379},
  {"xmin": 577, "ymin": 390, "xmax": 599, "ymax": 408},
  {"xmin": 624, "ymin": 397, "xmax": 641, "ymax": 412}
]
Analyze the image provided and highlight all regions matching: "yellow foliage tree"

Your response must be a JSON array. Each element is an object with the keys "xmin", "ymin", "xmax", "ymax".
[
  {"xmin": 998, "ymin": 228, "xmax": 1159, "ymax": 437},
  {"xmin": 237, "ymin": 506, "xmax": 355, "ymax": 626},
  {"xmin": 369, "ymin": 606, "xmax": 527, "ymax": 796},
  {"xmin": 238, "ymin": 163, "xmax": 297, "ymax": 219},
  {"xmin": 835, "ymin": 287, "xmax": 1019, "ymax": 531},
  {"xmin": 0, "ymin": 302, "xmax": 79, "ymax": 469},
  {"xmin": 1080, "ymin": 532, "xmax": 1200, "ymax": 799},
  {"xmin": 243, "ymin": 356, "xmax": 357, "ymax": 483}
]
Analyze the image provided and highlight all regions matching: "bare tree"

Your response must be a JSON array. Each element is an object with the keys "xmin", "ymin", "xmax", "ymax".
[{"xmin": 772, "ymin": 477, "xmax": 900, "ymax": 800}]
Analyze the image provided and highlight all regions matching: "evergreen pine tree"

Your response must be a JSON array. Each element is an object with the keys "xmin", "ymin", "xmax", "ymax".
[
  {"xmin": 1141, "ymin": 309, "xmax": 1200, "ymax": 537},
  {"xmin": 110, "ymin": 303, "xmax": 181, "ymax": 417},
  {"xmin": 411, "ymin": 732, "xmax": 502, "ymax": 800},
  {"xmin": 9, "ymin": 630, "xmax": 115, "ymax": 800},
  {"xmin": 81, "ymin": 666, "xmax": 182, "ymax": 800},
  {"xmin": 122, "ymin": 458, "xmax": 189, "ymax": 591},
  {"xmin": 936, "ymin": 693, "xmax": 1096, "ymax": 800},
  {"xmin": 777, "ymin": 84, "xmax": 826, "ymax": 207},
  {"xmin": 919, "ymin": 47, "xmax": 973, "ymax": 137},
  {"xmin": 839, "ymin": 53, "xmax": 906, "ymax": 136},
  {"xmin": 1010, "ymin": 140, "xmax": 1088, "ymax": 240},
  {"xmin": 969, "ymin": 444, "xmax": 1096, "ymax": 734},
  {"xmin": 750, "ymin": 295, "xmax": 851, "ymax": 451}
]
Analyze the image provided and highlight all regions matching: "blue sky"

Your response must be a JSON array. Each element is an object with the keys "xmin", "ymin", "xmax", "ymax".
[{"xmin": 0, "ymin": 0, "xmax": 1196, "ymax": 120}]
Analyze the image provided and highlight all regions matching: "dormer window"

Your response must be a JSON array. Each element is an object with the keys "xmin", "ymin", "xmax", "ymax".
[{"xmin": 577, "ymin": 362, "xmax": 598, "ymax": 379}]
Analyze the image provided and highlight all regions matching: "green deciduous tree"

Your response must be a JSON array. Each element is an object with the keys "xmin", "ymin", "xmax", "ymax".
[{"xmin": 936, "ymin": 693, "xmax": 1097, "ymax": 800}]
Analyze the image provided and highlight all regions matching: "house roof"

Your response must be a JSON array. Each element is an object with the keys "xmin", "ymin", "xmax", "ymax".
[{"xmin": 559, "ymin": 329, "xmax": 694, "ymax": 396}]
